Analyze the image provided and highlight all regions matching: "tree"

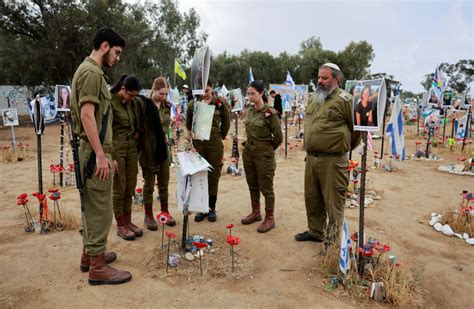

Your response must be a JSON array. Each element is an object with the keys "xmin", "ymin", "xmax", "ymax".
[
  {"xmin": 0, "ymin": 0, "xmax": 206, "ymax": 88},
  {"xmin": 420, "ymin": 60, "xmax": 473, "ymax": 94}
]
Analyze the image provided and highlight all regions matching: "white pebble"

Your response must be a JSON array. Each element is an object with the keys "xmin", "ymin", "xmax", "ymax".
[{"xmin": 433, "ymin": 222, "xmax": 443, "ymax": 232}]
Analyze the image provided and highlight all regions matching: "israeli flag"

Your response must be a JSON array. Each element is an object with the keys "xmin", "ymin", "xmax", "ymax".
[
  {"xmin": 386, "ymin": 94, "xmax": 406, "ymax": 160},
  {"xmin": 339, "ymin": 220, "xmax": 351, "ymax": 274},
  {"xmin": 249, "ymin": 67, "xmax": 254, "ymax": 84},
  {"xmin": 285, "ymin": 71, "xmax": 295, "ymax": 88}
]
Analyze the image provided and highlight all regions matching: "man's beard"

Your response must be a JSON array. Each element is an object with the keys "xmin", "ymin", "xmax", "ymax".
[
  {"xmin": 314, "ymin": 85, "xmax": 335, "ymax": 104},
  {"xmin": 102, "ymin": 50, "xmax": 112, "ymax": 68}
]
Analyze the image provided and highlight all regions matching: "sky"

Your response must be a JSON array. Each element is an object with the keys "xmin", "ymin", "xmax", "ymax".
[{"xmin": 138, "ymin": 0, "xmax": 473, "ymax": 94}]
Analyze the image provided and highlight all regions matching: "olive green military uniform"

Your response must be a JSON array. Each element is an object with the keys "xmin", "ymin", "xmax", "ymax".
[
  {"xmin": 139, "ymin": 100, "xmax": 171, "ymax": 206},
  {"xmin": 243, "ymin": 104, "xmax": 282, "ymax": 209},
  {"xmin": 111, "ymin": 94, "xmax": 138, "ymax": 217},
  {"xmin": 303, "ymin": 88, "xmax": 360, "ymax": 242},
  {"xmin": 186, "ymin": 98, "xmax": 230, "ymax": 197},
  {"xmin": 71, "ymin": 57, "xmax": 113, "ymax": 256}
]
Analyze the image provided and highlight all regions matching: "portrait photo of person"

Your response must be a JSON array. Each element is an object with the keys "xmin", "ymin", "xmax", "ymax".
[
  {"xmin": 428, "ymin": 88, "xmax": 439, "ymax": 104},
  {"xmin": 55, "ymin": 85, "xmax": 71, "ymax": 111},
  {"xmin": 355, "ymin": 85, "xmax": 375, "ymax": 127},
  {"xmin": 2, "ymin": 108, "xmax": 19, "ymax": 126}
]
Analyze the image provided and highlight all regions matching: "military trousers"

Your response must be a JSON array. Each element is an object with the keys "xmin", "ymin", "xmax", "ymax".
[
  {"xmin": 112, "ymin": 140, "xmax": 138, "ymax": 217},
  {"xmin": 243, "ymin": 143, "xmax": 276, "ymax": 209},
  {"xmin": 79, "ymin": 141, "xmax": 113, "ymax": 256},
  {"xmin": 142, "ymin": 157, "xmax": 170, "ymax": 205},
  {"xmin": 304, "ymin": 154, "xmax": 348, "ymax": 242},
  {"xmin": 193, "ymin": 137, "xmax": 223, "ymax": 196}
]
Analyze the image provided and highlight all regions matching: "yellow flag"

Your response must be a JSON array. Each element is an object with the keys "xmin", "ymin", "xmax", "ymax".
[{"xmin": 175, "ymin": 59, "xmax": 186, "ymax": 80}]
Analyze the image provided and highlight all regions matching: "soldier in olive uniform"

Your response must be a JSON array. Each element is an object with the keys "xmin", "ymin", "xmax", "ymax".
[
  {"xmin": 109, "ymin": 75, "xmax": 142, "ymax": 240},
  {"xmin": 134, "ymin": 77, "xmax": 171, "ymax": 230},
  {"xmin": 241, "ymin": 81, "xmax": 282, "ymax": 233},
  {"xmin": 71, "ymin": 27, "xmax": 131, "ymax": 285},
  {"xmin": 186, "ymin": 81, "xmax": 230, "ymax": 222},
  {"xmin": 295, "ymin": 63, "xmax": 360, "ymax": 245}
]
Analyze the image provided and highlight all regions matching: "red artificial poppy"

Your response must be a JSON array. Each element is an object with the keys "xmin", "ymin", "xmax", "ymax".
[
  {"xmin": 165, "ymin": 231, "xmax": 176, "ymax": 238},
  {"xmin": 157, "ymin": 212, "xmax": 171, "ymax": 224},
  {"xmin": 348, "ymin": 160, "xmax": 359, "ymax": 171},
  {"xmin": 38, "ymin": 194, "xmax": 46, "ymax": 201},
  {"xmin": 17, "ymin": 199, "xmax": 28, "ymax": 206},
  {"xmin": 48, "ymin": 188, "xmax": 59, "ymax": 193},
  {"xmin": 415, "ymin": 141, "xmax": 421, "ymax": 145},
  {"xmin": 192, "ymin": 242, "xmax": 208, "ymax": 249},
  {"xmin": 135, "ymin": 188, "xmax": 143, "ymax": 194},
  {"xmin": 226, "ymin": 223, "xmax": 234, "ymax": 229},
  {"xmin": 358, "ymin": 246, "xmax": 374, "ymax": 257},
  {"xmin": 17, "ymin": 193, "xmax": 28, "ymax": 200},
  {"xmin": 50, "ymin": 164, "xmax": 59, "ymax": 173},
  {"xmin": 68, "ymin": 163, "xmax": 74, "ymax": 171},
  {"xmin": 49, "ymin": 194, "xmax": 60, "ymax": 201},
  {"xmin": 215, "ymin": 99, "xmax": 222, "ymax": 108},
  {"xmin": 375, "ymin": 243, "xmax": 391, "ymax": 253},
  {"xmin": 32, "ymin": 192, "xmax": 40, "ymax": 197},
  {"xmin": 226, "ymin": 235, "xmax": 240, "ymax": 246},
  {"xmin": 350, "ymin": 232, "xmax": 358, "ymax": 242},
  {"xmin": 460, "ymin": 206, "xmax": 473, "ymax": 214}
]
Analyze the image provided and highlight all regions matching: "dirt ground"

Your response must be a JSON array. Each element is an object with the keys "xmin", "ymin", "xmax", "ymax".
[{"xmin": 0, "ymin": 122, "xmax": 473, "ymax": 308}]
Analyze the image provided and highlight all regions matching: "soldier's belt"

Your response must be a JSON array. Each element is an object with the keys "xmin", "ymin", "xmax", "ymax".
[
  {"xmin": 307, "ymin": 151, "xmax": 343, "ymax": 157},
  {"xmin": 247, "ymin": 140, "xmax": 271, "ymax": 146},
  {"xmin": 80, "ymin": 140, "xmax": 113, "ymax": 154}
]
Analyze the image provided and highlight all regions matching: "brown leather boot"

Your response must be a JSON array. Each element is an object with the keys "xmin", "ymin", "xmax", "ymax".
[
  {"xmin": 257, "ymin": 208, "xmax": 275, "ymax": 233},
  {"xmin": 116, "ymin": 214, "xmax": 136, "ymax": 241},
  {"xmin": 160, "ymin": 201, "xmax": 176, "ymax": 227},
  {"xmin": 241, "ymin": 201, "xmax": 262, "ymax": 225},
  {"xmin": 80, "ymin": 249, "xmax": 117, "ymax": 272},
  {"xmin": 124, "ymin": 210, "xmax": 143, "ymax": 237},
  {"xmin": 144, "ymin": 204, "xmax": 158, "ymax": 231},
  {"xmin": 88, "ymin": 254, "xmax": 132, "ymax": 285}
]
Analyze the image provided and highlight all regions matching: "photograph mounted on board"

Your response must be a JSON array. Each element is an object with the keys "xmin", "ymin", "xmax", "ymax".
[
  {"xmin": 229, "ymin": 89, "xmax": 243, "ymax": 112},
  {"xmin": 269, "ymin": 84, "xmax": 309, "ymax": 112},
  {"xmin": 345, "ymin": 80, "xmax": 358, "ymax": 96},
  {"xmin": 191, "ymin": 46, "xmax": 210, "ymax": 96},
  {"xmin": 428, "ymin": 87, "xmax": 441, "ymax": 106},
  {"xmin": 28, "ymin": 96, "xmax": 57, "ymax": 124},
  {"xmin": 2, "ymin": 108, "xmax": 19, "ymax": 126},
  {"xmin": 442, "ymin": 91, "xmax": 453, "ymax": 107},
  {"xmin": 352, "ymin": 78, "xmax": 386, "ymax": 132},
  {"xmin": 55, "ymin": 85, "xmax": 71, "ymax": 111}
]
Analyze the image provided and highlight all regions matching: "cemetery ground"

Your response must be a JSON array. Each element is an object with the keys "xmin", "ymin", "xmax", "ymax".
[{"xmin": 0, "ymin": 123, "xmax": 472, "ymax": 308}]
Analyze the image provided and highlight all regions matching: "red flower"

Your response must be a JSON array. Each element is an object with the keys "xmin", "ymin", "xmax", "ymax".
[
  {"xmin": 32, "ymin": 192, "xmax": 40, "ymax": 197},
  {"xmin": 375, "ymin": 243, "xmax": 391, "ymax": 253},
  {"xmin": 49, "ymin": 194, "xmax": 60, "ymax": 201},
  {"xmin": 348, "ymin": 160, "xmax": 359, "ymax": 171},
  {"xmin": 350, "ymin": 232, "xmax": 358, "ymax": 242},
  {"xmin": 48, "ymin": 188, "xmax": 59, "ymax": 193},
  {"xmin": 50, "ymin": 164, "xmax": 60, "ymax": 173},
  {"xmin": 215, "ymin": 99, "xmax": 222, "ymax": 108},
  {"xmin": 226, "ymin": 223, "xmax": 234, "ymax": 229},
  {"xmin": 17, "ymin": 199, "xmax": 28, "ymax": 206},
  {"xmin": 192, "ymin": 242, "xmax": 208, "ymax": 249},
  {"xmin": 415, "ymin": 141, "xmax": 421, "ymax": 145},
  {"xmin": 358, "ymin": 246, "xmax": 374, "ymax": 257},
  {"xmin": 157, "ymin": 212, "xmax": 171, "ymax": 224},
  {"xmin": 460, "ymin": 206, "xmax": 473, "ymax": 214},
  {"xmin": 226, "ymin": 235, "xmax": 240, "ymax": 246},
  {"xmin": 136, "ymin": 188, "xmax": 143, "ymax": 194},
  {"xmin": 165, "ymin": 231, "xmax": 176, "ymax": 238},
  {"xmin": 17, "ymin": 193, "xmax": 28, "ymax": 200},
  {"xmin": 68, "ymin": 163, "xmax": 74, "ymax": 172}
]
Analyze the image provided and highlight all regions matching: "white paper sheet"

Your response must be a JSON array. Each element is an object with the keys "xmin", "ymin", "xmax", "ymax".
[{"xmin": 176, "ymin": 169, "xmax": 209, "ymax": 212}]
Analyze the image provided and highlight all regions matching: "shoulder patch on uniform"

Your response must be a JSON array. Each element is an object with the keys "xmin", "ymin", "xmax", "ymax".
[
  {"xmin": 339, "ymin": 90, "xmax": 352, "ymax": 102},
  {"xmin": 264, "ymin": 108, "xmax": 275, "ymax": 118}
]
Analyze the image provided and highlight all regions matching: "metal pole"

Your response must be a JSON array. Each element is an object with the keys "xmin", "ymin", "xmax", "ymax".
[
  {"xmin": 357, "ymin": 132, "xmax": 368, "ymax": 274},
  {"xmin": 59, "ymin": 112, "xmax": 65, "ymax": 186},
  {"xmin": 284, "ymin": 112, "xmax": 288, "ymax": 159},
  {"xmin": 379, "ymin": 100, "xmax": 389, "ymax": 160},
  {"xmin": 461, "ymin": 105, "xmax": 472, "ymax": 152},
  {"xmin": 417, "ymin": 105, "xmax": 421, "ymax": 136},
  {"xmin": 6, "ymin": 98, "xmax": 17, "ymax": 151},
  {"xmin": 441, "ymin": 108, "xmax": 447, "ymax": 147}
]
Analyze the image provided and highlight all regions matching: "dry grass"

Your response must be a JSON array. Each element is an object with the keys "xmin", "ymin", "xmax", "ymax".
[
  {"xmin": 319, "ymin": 241, "xmax": 424, "ymax": 307},
  {"xmin": 440, "ymin": 209, "xmax": 473, "ymax": 236},
  {"xmin": 143, "ymin": 232, "xmax": 253, "ymax": 282}
]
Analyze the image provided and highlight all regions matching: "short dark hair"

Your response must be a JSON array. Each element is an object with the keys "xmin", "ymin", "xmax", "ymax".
[
  {"xmin": 206, "ymin": 80, "xmax": 213, "ymax": 88},
  {"xmin": 110, "ymin": 74, "xmax": 142, "ymax": 94},
  {"xmin": 270, "ymin": 90, "xmax": 276, "ymax": 95},
  {"xmin": 93, "ymin": 27, "xmax": 126, "ymax": 50}
]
